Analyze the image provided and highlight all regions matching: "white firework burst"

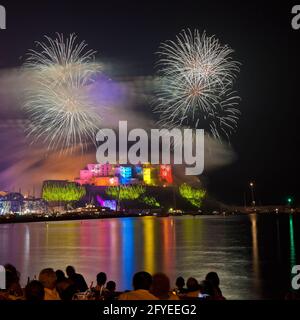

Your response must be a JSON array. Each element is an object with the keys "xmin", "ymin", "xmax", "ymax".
[
  {"xmin": 23, "ymin": 33, "xmax": 102, "ymax": 153},
  {"xmin": 154, "ymin": 29, "xmax": 241, "ymax": 139}
]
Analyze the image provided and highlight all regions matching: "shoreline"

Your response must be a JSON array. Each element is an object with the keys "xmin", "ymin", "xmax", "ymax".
[
  {"xmin": 0, "ymin": 211, "xmax": 297, "ymax": 225},
  {"xmin": 0, "ymin": 213, "xmax": 146, "ymax": 225},
  {"xmin": 0, "ymin": 211, "xmax": 239, "ymax": 225}
]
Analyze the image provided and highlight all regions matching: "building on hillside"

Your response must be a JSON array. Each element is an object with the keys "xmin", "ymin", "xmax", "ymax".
[{"xmin": 74, "ymin": 163, "xmax": 173, "ymax": 187}]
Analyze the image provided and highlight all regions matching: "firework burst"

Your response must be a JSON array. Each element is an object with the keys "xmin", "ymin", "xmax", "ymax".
[
  {"xmin": 23, "ymin": 33, "xmax": 102, "ymax": 153},
  {"xmin": 154, "ymin": 29, "xmax": 241, "ymax": 139}
]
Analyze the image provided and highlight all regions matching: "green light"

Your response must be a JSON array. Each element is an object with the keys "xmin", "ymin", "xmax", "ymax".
[
  {"xmin": 179, "ymin": 183, "xmax": 206, "ymax": 208},
  {"xmin": 106, "ymin": 185, "xmax": 145, "ymax": 200},
  {"xmin": 142, "ymin": 196, "xmax": 160, "ymax": 208},
  {"xmin": 42, "ymin": 182, "xmax": 86, "ymax": 202},
  {"xmin": 287, "ymin": 197, "xmax": 292, "ymax": 204}
]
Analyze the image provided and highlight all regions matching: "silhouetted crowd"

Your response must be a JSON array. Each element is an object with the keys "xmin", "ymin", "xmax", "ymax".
[
  {"xmin": 1, "ymin": 263, "xmax": 299, "ymax": 300},
  {"xmin": 0, "ymin": 263, "xmax": 227, "ymax": 301}
]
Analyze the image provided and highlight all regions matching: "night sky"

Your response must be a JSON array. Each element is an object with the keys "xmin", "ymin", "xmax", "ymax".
[{"xmin": 0, "ymin": 1, "xmax": 298, "ymax": 205}]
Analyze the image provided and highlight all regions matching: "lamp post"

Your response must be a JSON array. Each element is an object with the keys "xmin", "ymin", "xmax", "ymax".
[{"xmin": 250, "ymin": 182, "xmax": 255, "ymax": 207}]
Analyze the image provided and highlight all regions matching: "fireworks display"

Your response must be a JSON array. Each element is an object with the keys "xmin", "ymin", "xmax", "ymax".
[
  {"xmin": 23, "ymin": 33, "xmax": 102, "ymax": 153},
  {"xmin": 154, "ymin": 29, "xmax": 241, "ymax": 139}
]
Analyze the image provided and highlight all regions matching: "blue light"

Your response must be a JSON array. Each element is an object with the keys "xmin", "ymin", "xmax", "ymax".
[
  {"xmin": 120, "ymin": 166, "xmax": 132, "ymax": 185},
  {"xmin": 135, "ymin": 165, "xmax": 143, "ymax": 175},
  {"xmin": 121, "ymin": 219, "xmax": 135, "ymax": 290}
]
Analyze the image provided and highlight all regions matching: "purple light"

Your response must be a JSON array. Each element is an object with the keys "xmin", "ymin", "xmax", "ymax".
[{"xmin": 96, "ymin": 194, "xmax": 116, "ymax": 211}]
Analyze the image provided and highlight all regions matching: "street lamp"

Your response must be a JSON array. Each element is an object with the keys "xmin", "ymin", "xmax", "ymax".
[{"xmin": 249, "ymin": 182, "xmax": 255, "ymax": 207}]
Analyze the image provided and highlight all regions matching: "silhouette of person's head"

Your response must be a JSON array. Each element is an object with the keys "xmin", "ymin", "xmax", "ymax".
[
  {"xmin": 66, "ymin": 266, "xmax": 75, "ymax": 277},
  {"xmin": 106, "ymin": 281, "xmax": 116, "ymax": 292},
  {"xmin": 176, "ymin": 276, "xmax": 185, "ymax": 289},
  {"xmin": 205, "ymin": 272, "xmax": 220, "ymax": 288},
  {"xmin": 96, "ymin": 272, "xmax": 107, "ymax": 286},
  {"xmin": 151, "ymin": 273, "xmax": 170, "ymax": 298},
  {"xmin": 25, "ymin": 280, "xmax": 45, "ymax": 301},
  {"xmin": 4, "ymin": 263, "xmax": 20, "ymax": 289},
  {"xmin": 39, "ymin": 268, "xmax": 57, "ymax": 290},
  {"xmin": 55, "ymin": 270, "xmax": 66, "ymax": 282},
  {"xmin": 186, "ymin": 277, "xmax": 199, "ymax": 292},
  {"xmin": 132, "ymin": 271, "xmax": 152, "ymax": 290}
]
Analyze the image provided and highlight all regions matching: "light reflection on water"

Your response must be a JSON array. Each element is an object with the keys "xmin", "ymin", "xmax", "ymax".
[{"xmin": 0, "ymin": 215, "xmax": 298, "ymax": 299}]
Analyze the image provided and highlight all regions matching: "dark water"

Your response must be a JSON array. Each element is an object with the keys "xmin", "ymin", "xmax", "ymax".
[{"xmin": 0, "ymin": 214, "xmax": 299, "ymax": 299}]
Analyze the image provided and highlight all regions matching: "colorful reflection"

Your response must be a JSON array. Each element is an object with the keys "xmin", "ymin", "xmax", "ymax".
[
  {"xmin": 121, "ymin": 218, "xmax": 135, "ymax": 290},
  {"xmin": 78, "ymin": 219, "xmax": 121, "ymax": 288},
  {"xmin": 109, "ymin": 219, "xmax": 121, "ymax": 278},
  {"xmin": 182, "ymin": 216, "xmax": 200, "ymax": 242},
  {"xmin": 250, "ymin": 214, "xmax": 261, "ymax": 293},
  {"xmin": 0, "ymin": 216, "xmax": 299, "ymax": 299},
  {"xmin": 143, "ymin": 217, "xmax": 155, "ymax": 274},
  {"xmin": 162, "ymin": 218, "xmax": 175, "ymax": 271},
  {"xmin": 45, "ymin": 222, "xmax": 81, "ymax": 268}
]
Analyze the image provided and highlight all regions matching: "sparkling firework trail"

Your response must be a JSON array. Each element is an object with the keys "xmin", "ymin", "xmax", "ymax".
[
  {"xmin": 23, "ymin": 33, "xmax": 102, "ymax": 153},
  {"xmin": 154, "ymin": 29, "xmax": 241, "ymax": 139}
]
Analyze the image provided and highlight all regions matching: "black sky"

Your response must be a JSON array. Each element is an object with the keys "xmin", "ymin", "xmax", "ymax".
[{"xmin": 0, "ymin": 0, "xmax": 298, "ymax": 205}]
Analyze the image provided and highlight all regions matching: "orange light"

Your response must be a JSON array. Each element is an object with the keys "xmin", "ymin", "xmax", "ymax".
[{"xmin": 94, "ymin": 177, "xmax": 119, "ymax": 186}]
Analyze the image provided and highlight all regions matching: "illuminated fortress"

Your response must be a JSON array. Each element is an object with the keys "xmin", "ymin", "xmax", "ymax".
[{"xmin": 74, "ymin": 163, "xmax": 173, "ymax": 187}]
